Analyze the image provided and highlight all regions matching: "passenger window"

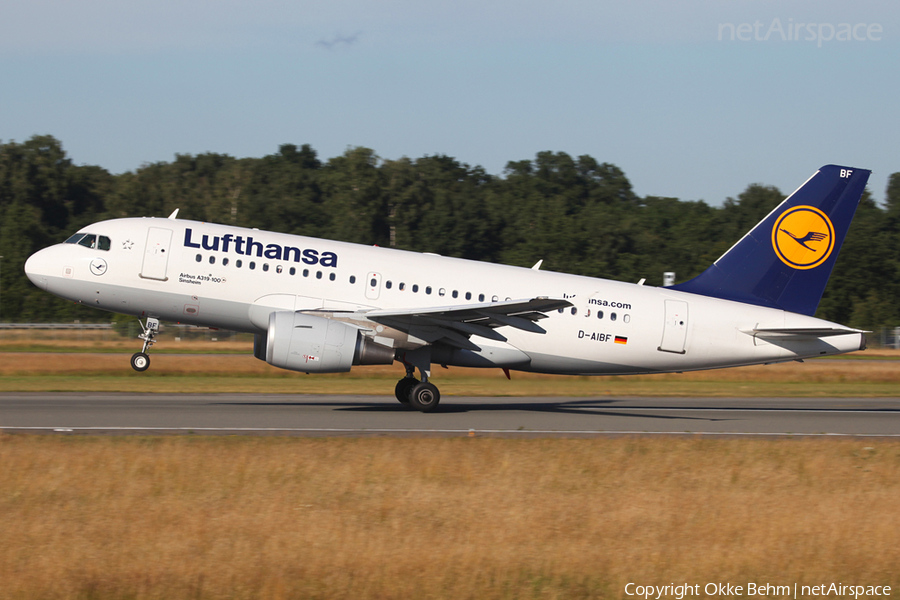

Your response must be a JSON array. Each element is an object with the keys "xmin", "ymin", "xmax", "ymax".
[
  {"xmin": 303, "ymin": 269, "xmax": 309, "ymax": 277},
  {"xmin": 209, "ymin": 256, "xmax": 216, "ymax": 265},
  {"xmin": 571, "ymin": 307, "xmax": 577, "ymax": 315},
  {"xmin": 316, "ymin": 271, "xmax": 322, "ymax": 279},
  {"xmin": 350, "ymin": 276, "xmax": 356, "ymax": 284},
  {"xmin": 223, "ymin": 258, "xmax": 229, "ymax": 266},
  {"xmin": 236, "ymin": 260, "xmax": 243, "ymax": 268},
  {"xmin": 492, "ymin": 295, "xmax": 498, "ymax": 302},
  {"xmin": 195, "ymin": 254, "xmax": 202, "ymax": 262},
  {"xmin": 412, "ymin": 284, "xmax": 419, "ymax": 293},
  {"xmin": 386, "ymin": 280, "xmax": 392, "ymax": 289},
  {"xmin": 426, "ymin": 286, "xmax": 432, "ymax": 295},
  {"xmin": 276, "ymin": 265, "xmax": 282, "ymax": 274},
  {"xmin": 439, "ymin": 288, "xmax": 446, "ymax": 297},
  {"xmin": 98, "ymin": 236, "xmax": 111, "ymax": 251},
  {"xmin": 249, "ymin": 262, "xmax": 256, "ymax": 270},
  {"xmin": 623, "ymin": 314, "xmax": 631, "ymax": 323},
  {"xmin": 370, "ymin": 278, "xmax": 377, "ymax": 287},
  {"xmin": 597, "ymin": 311, "xmax": 604, "ymax": 319},
  {"xmin": 452, "ymin": 290, "xmax": 458, "ymax": 299},
  {"xmin": 329, "ymin": 273, "xmax": 335, "ymax": 281},
  {"xmin": 290, "ymin": 267, "xmax": 296, "ymax": 275},
  {"xmin": 610, "ymin": 312, "xmax": 617, "ymax": 322},
  {"xmin": 465, "ymin": 292, "xmax": 472, "ymax": 300},
  {"xmin": 478, "ymin": 293, "xmax": 485, "ymax": 302},
  {"xmin": 399, "ymin": 282, "xmax": 406, "ymax": 291},
  {"xmin": 263, "ymin": 264, "xmax": 269, "ymax": 272}
]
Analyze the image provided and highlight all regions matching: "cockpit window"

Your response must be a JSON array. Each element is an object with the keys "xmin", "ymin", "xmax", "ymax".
[{"xmin": 64, "ymin": 233, "xmax": 111, "ymax": 251}]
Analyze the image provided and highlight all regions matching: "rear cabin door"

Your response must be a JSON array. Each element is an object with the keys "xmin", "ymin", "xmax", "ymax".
[
  {"xmin": 658, "ymin": 299, "xmax": 688, "ymax": 354},
  {"xmin": 140, "ymin": 227, "xmax": 173, "ymax": 281}
]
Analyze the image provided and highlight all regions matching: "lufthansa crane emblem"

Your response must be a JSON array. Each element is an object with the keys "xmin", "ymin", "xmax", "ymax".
[
  {"xmin": 771, "ymin": 205, "xmax": 835, "ymax": 270},
  {"xmin": 90, "ymin": 258, "xmax": 108, "ymax": 276}
]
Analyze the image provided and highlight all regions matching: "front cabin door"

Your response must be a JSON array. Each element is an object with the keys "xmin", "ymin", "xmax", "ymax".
[{"xmin": 140, "ymin": 227, "xmax": 173, "ymax": 281}]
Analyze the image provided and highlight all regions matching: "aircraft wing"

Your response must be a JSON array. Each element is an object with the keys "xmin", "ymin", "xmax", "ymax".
[{"xmin": 364, "ymin": 297, "xmax": 572, "ymax": 350}]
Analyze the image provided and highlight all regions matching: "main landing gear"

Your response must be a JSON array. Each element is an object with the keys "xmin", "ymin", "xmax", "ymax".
[
  {"xmin": 130, "ymin": 317, "xmax": 160, "ymax": 372},
  {"xmin": 395, "ymin": 350, "xmax": 441, "ymax": 412}
]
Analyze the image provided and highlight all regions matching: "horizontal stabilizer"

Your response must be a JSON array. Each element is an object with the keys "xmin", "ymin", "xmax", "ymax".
[{"xmin": 743, "ymin": 327, "xmax": 867, "ymax": 339}]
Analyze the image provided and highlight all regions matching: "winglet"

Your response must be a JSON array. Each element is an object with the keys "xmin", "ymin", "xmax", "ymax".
[
  {"xmin": 168, "ymin": 209, "xmax": 179, "ymax": 220},
  {"xmin": 531, "ymin": 260, "xmax": 543, "ymax": 270},
  {"xmin": 670, "ymin": 165, "xmax": 870, "ymax": 316}
]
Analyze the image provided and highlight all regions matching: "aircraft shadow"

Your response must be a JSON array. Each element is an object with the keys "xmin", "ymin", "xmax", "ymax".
[{"xmin": 211, "ymin": 398, "xmax": 732, "ymax": 421}]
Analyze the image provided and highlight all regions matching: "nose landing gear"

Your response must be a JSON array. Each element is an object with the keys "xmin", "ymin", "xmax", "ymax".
[{"xmin": 131, "ymin": 317, "xmax": 160, "ymax": 372}]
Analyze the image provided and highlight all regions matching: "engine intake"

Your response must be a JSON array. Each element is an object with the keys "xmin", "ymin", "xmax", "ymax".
[{"xmin": 259, "ymin": 311, "xmax": 394, "ymax": 373}]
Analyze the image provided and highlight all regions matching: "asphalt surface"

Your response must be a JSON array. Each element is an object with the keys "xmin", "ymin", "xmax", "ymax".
[{"xmin": 2, "ymin": 393, "xmax": 900, "ymax": 437}]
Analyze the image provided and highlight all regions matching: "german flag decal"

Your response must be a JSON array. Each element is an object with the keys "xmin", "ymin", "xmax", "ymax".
[{"xmin": 614, "ymin": 336, "xmax": 627, "ymax": 345}]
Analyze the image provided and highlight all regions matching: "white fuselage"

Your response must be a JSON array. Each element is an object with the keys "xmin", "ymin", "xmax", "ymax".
[{"xmin": 24, "ymin": 217, "xmax": 865, "ymax": 375}]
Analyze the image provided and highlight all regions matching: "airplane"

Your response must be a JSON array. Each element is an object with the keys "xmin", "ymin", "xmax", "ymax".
[{"xmin": 24, "ymin": 164, "xmax": 870, "ymax": 412}]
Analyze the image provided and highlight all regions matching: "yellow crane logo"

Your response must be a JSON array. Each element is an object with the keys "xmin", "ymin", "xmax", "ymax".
[{"xmin": 771, "ymin": 205, "xmax": 835, "ymax": 270}]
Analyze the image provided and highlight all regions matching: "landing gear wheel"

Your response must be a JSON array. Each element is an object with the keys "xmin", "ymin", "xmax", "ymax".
[
  {"xmin": 395, "ymin": 377, "xmax": 417, "ymax": 404},
  {"xmin": 408, "ymin": 382, "xmax": 440, "ymax": 412},
  {"xmin": 131, "ymin": 352, "xmax": 150, "ymax": 372},
  {"xmin": 132, "ymin": 317, "xmax": 159, "ymax": 372}
]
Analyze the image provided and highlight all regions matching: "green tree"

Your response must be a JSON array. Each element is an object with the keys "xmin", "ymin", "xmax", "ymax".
[
  {"xmin": 241, "ymin": 144, "xmax": 326, "ymax": 236},
  {"xmin": 320, "ymin": 147, "xmax": 388, "ymax": 245},
  {"xmin": 2, "ymin": 134, "xmax": 897, "ymax": 330}
]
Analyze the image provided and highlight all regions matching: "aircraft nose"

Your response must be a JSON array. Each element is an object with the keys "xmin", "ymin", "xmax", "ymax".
[{"xmin": 24, "ymin": 248, "xmax": 51, "ymax": 290}]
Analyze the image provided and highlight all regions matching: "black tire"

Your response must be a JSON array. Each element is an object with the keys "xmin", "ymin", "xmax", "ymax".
[
  {"xmin": 394, "ymin": 377, "xmax": 416, "ymax": 404},
  {"xmin": 409, "ymin": 382, "xmax": 440, "ymax": 412},
  {"xmin": 131, "ymin": 352, "xmax": 150, "ymax": 372}
]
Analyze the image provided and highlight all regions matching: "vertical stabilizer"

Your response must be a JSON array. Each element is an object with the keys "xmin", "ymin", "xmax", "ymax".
[{"xmin": 670, "ymin": 165, "xmax": 870, "ymax": 316}]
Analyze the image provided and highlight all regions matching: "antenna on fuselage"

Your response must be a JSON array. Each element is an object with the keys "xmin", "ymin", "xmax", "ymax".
[
  {"xmin": 167, "ymin": 209, "xmax": 180, "ymax": 220},
  {"xmin": 531, "ymin": 260, "xmax": 543, "ymax": 271}
]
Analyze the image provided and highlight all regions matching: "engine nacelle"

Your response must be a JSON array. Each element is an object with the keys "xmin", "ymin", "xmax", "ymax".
[{"xmin": 261, "ymin": 311, "xmax": 395, "ymax": 373}]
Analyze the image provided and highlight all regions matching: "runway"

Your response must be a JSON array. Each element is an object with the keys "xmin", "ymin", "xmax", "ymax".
[{"xmin": 2, "ymin": 393, "xmax": 900, "ymax": 437}]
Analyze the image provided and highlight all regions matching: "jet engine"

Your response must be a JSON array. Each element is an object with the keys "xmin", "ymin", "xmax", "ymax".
[{"xmin": 257, "ymin": 311, "xmax": 395, "ymax": 373}]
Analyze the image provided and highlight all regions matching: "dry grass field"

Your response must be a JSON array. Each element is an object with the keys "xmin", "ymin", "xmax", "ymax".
[
  {"xmin": 3, "ymin": 332, "xmax": 898, "ymax": 598},
  {"xmin": 1, "ymin": 435, "xmax": 898, "ymax": 600},
  {"xmin": 2, "ymin": 350, "xmax": 899, "ymax": 396},
  {"xmin": 0, "ymin": 328, "xmax": 252, "ymax": 354}
]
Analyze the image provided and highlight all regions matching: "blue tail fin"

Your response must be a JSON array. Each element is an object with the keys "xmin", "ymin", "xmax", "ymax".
[{"xmin": 670, "ymin": 165, "xmax": 870, "ymax": 316}]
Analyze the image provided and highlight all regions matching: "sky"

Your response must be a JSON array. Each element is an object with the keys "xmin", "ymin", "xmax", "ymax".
[{"xmin": 1, "ymin": 0, "xmax": 898, "ymax": 206}]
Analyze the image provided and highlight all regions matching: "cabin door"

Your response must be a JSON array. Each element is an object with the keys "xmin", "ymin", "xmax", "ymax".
[
  {"xmin": 140, "ymin": 227, "xmax": 173, "ymax": 281},
  {"xmin": 658, "ymin": 299, "xmax": 688, "ymax": 354}
]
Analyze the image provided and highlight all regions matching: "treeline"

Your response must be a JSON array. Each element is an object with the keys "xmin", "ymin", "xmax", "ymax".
[{"xmin": 1, "ymin": 135, "xmax": 899, "ymax": 330}]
